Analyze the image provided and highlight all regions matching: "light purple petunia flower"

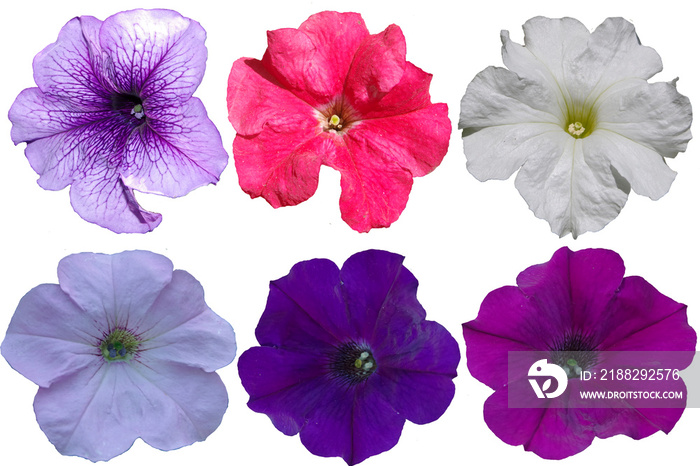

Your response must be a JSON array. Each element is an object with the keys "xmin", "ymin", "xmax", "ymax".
[
  {"xmin": 238, "ymin": 249, "xmax": 460, "ymax": 465},
  {"xmin": 1, "ymin": 250, "xmax": 237, "ymax": 461},
  {"xmin": 463, "ymin": 247, "xmax": 696, "ymax": 459},
  {"xmin": 8, "ymin": 9, "xmax": 228, "ymax": 233}
]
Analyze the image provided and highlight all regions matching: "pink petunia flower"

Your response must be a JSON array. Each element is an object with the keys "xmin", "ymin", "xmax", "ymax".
[{"xmin": 226, "ymin": 11, "xmax": 451, "ymax": 232}]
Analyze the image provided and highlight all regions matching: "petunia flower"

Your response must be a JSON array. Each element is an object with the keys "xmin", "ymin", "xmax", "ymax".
[
  {"xmin": 1, "ymin": 250, "xmax": 237, "ymax": 461},
  {"xmin": 9, "ymin": 9, "xmax": 228, "ymax": 233},
  {"xmin": 227, "ymin": 11, "xmax": 451, "ymax": 232},
  {"xmin": 463, "ymin": 247, "xmax": 696, "ymax": 459},
  {"xmin": 238, "ymin": 249, "xmax": 460, "ymax": 464},
  {"xmin": 459, "ymin": 17, "xmax": 692, "ymax": 237}
]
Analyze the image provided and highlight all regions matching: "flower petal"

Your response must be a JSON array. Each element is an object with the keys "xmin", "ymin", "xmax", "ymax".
[
  {"xmin": 120, "ymin": 97, "xmax": 228, "ymax": 197},
  {"xmin": 261, "ymin": 11, "xmax": 369, "ymax": 107},
  {"xmin": 34, "ymin": 360, "xmax": 227, "ymax": 461},
  {"xmin": 238, "ymin": 346, "xmax": 328, "ymax": 435},
  {"xmin": 500, "ymin": 17, "xmax": 590, "ymax": 94},
  {"xmin": 348, "ymin": 103, "xmax": 450, "ymax": 177},
  {"xmin": 325, "ymin": 131, "xmax": 413, "ymax": 232},
  {"xmin": 596, "ymin": 80, "xmax": 692, "ymax": 159},
  {"xmin": 31, "ymin": 16, "xmax": 109, "ymax": 105},
  {"xmin": 514, "ymin": 134, "xmax": 629, "ymax": 237},
  {"xmin": 516, "ymin": 247, "xmax": 626, "ymax": 338},
  {"xmin": 232, "ymin": 125, "xmax": 328, "ymax": 208},
  {"xmin": 100, "ymin": 9, "xmax": 206, "ymax": 100},
  {"xmin": 8, "ymin": 88, "xmax": 111, "ymax": 190},
  {"xmin": 567, "ymin": 17, "xmax": 663, "ymax": 102},
  {"xmin": 1, "ymin": 284, "xmax": 100, "ymax": 387},
  {"xmin": 584, "ymin": 129, "xmax": 677, "ymax": 200},
  {"xmin": 227, "ymin": 58, "xmax": 316, "ymax": 136},
  {"xmin": 344, "ymin": 24, "xmax": 407, "ymax": 112},
  {"xmin": 57, "ymin": 251, "xmax": 173, "ymax": 323},
  {"xmin": 599, "ymin": 276, "xmax": 696, "ymax": 351},
  {"xmin": 338, "ymin": 250, "xmax": 419, "ymax": 340},
  {"xmin": 299, "ymin": 376, "xmax": 405, "ymax": 465},
  {"xmin": 357, "ymin": 62, "xmax": 433, "ymax": 119},
  {"xmin": 257, "ymin": 258, "xmax": 352, "ymax": 348},
  {"xmin": 484, "ymin": 388, "xmax": 595, "ymax": 460},
  {"xmin": 376, "ymin": 320, "xmax": 458, "ymax": 424},
  {"xmin": 69, "ymin": 167, "xmax": 162, "ymax": 233},
  {"xmin": 136, "ymin": 270, "xmax": 236, "ymax": 371}
]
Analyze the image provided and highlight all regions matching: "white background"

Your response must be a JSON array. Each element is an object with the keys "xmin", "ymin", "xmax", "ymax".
[{"xmin": 1, "ymin": 0, "xmax": 698, "ymax": 465}]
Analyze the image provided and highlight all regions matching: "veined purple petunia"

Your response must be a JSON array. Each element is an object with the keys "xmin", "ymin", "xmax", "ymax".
[
  {"xmin": 8, "ymin": 9, "xmax": 228, "ymax": 233},
  {"xmin": 463, "ymin": 247, "xmax": 696, "ymax": 459},
  {"xmin": 459, "ymin": 17, "xmax": 692, "ymax": 237},
  {"xmin": 238, "ymin": 249, "xmax": 460, "ymax": 465},
  {"xmin": 227, "ymin": 11, "xmax": 451, "ymax": 233},
  {"xmin": 1, "ymin": 250, "xmax": 237, "ymax": 461}
]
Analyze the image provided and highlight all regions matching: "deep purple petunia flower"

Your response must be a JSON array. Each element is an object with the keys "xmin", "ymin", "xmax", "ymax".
[
  {"xmin": 463, "ymin": 247, "xmax": 696, "ymax": 459},
  {"xmin": 8, "ymin": 9, "xmax": 228, "ymax": 233},
  {"xmin": 238, "ymin": 249, "xmax": 460, "ymax": 465},
  {"xmin": 1, "ymin": 250, "xmax": 237, "ymax": 461}
]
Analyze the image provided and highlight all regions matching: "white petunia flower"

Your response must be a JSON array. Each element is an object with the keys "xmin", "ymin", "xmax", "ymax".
[{"xmin": 459, "ymin": 17, "xmax": 692, "ymax": 237}]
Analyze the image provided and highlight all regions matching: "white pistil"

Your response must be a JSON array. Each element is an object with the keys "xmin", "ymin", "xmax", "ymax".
[
  {"xmin": 568, "ymin": 121, "xmax": 585, "ymax": 137},
  {"xmin": 131, "ymin": 104, "xmax": 145, "ymax": 120}
]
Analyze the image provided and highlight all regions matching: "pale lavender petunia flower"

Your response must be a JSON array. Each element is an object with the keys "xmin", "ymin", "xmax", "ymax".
[
  {"xmin": 8, "ymin": 9, "xmax": 228, "ymax": 233},
  {"xmin": 1, "ymin": 251, "xmax": 237, "ymax": 461}
]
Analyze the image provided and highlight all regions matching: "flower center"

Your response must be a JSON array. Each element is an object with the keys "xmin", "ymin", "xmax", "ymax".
[
  {"xmin": 563, "ymin": 101, "xmax": 596, "ymax": 139},
  {"xmin": 319, "ymin": 99, "xmax": 358, "ymax": 134},
  {"xmin": 99, "ymin": 328, "xmax": 140, "ymax": 362},
  {"xmin": 329, "ymin": 342, "xmax": 377, "ymax": 385},
  {"xmin": 548, "ymin": 331, "xmax": 598, "ymax": 379},
  {"xmin": 110, "ymin": 93, "xmax": 146, "ymax": 123}
]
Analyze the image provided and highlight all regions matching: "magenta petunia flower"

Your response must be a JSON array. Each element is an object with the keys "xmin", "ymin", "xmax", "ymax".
[
  {"xmin": 9, "ymin": 9, "xmax": 228, "ymax": 233},
  {"xmin": 1, "ymin": 251, "xmax": 237, "ymax": 461},
  {"xmin": 226, "ymin": 11, "xmax": 451, "ymax": 232},
  {"xmin": 463, "ymin": 247, "xmax": 696, "ymax": 459},
  {"xmin": 238, "ymin": 249, "xmax": 459, "ymax": 464}
]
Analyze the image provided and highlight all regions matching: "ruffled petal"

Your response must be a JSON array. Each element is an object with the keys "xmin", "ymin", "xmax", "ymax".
[
  {"xmin": 226, "ymin": 58, "xmax": 316, "ymax": 136},
  {"xmin": 500, "ymin": 17, "xmax": 590, "ymax": 95},
  {"xmin": 232, "ymin": 124, "xmax": 328, "ymax": 208},
  {"xmin": 584, "ymin": 129, "xmax": 677, "ymax": 200},
  {"xmin": 514, "ymin": 134, "xmax": 629, "ymax": 237},
  {"xmin": 1, "ymin": 284, "xmax": 100, "ymax": 387},
  {"xmin": 356, "ymin": 62, "xmax": 433, "ymax": 120},
  {"xmin": 57, "ymin": 251, "xmax": 173, "ymax": 324},
  {"xmin": 459, "ymin": 66, "xmax": 561, "ymax": 131},
  {"xmin": 136, "ymin": 270, "xmax": 236, "ymax": 371},
  {"xmin": 257, "ymin": 258, "xmax": 351, "ymax": 349},
  {"xmin": 343, "ymin": 24, "xmax": 407, "ymax": 113},
  {"xmin": 596, "ymin": 80, "xmax": 692, "ymax": 159},
  {"xmin": 34, "ymin": 360, "xmax": 227, "ymax": 461},
  {"xmin": 100, "ymin": 9, "xmax": 206, "ymax": 100},
  {"xmin": 119, "ymin": 97, "xmax": 228, "ymax": 197},
  {"xmin": 299, "ymin": 376, "xmax": 405, "ymax": 465},
  {"xmin": 327, "ymin": 105, "xmax": 450, "ymax": 232},
  {"xmin": 348, "ymin": 103, "xmax": 450, "ymax": 177},
  {"xmin": 567, "ymin": 17, "xmax": 663, "ymax": 103},
  {"xmin": 69, "ymin": 166, "xmax": 162, "ymax": 233},
  {"xmin": 31, "ymin": 16, "xmax": 110, "ymax": 105},
  {"xmin": 261, "ymin": 11, "xmax": 369, "ymax": 107}
]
